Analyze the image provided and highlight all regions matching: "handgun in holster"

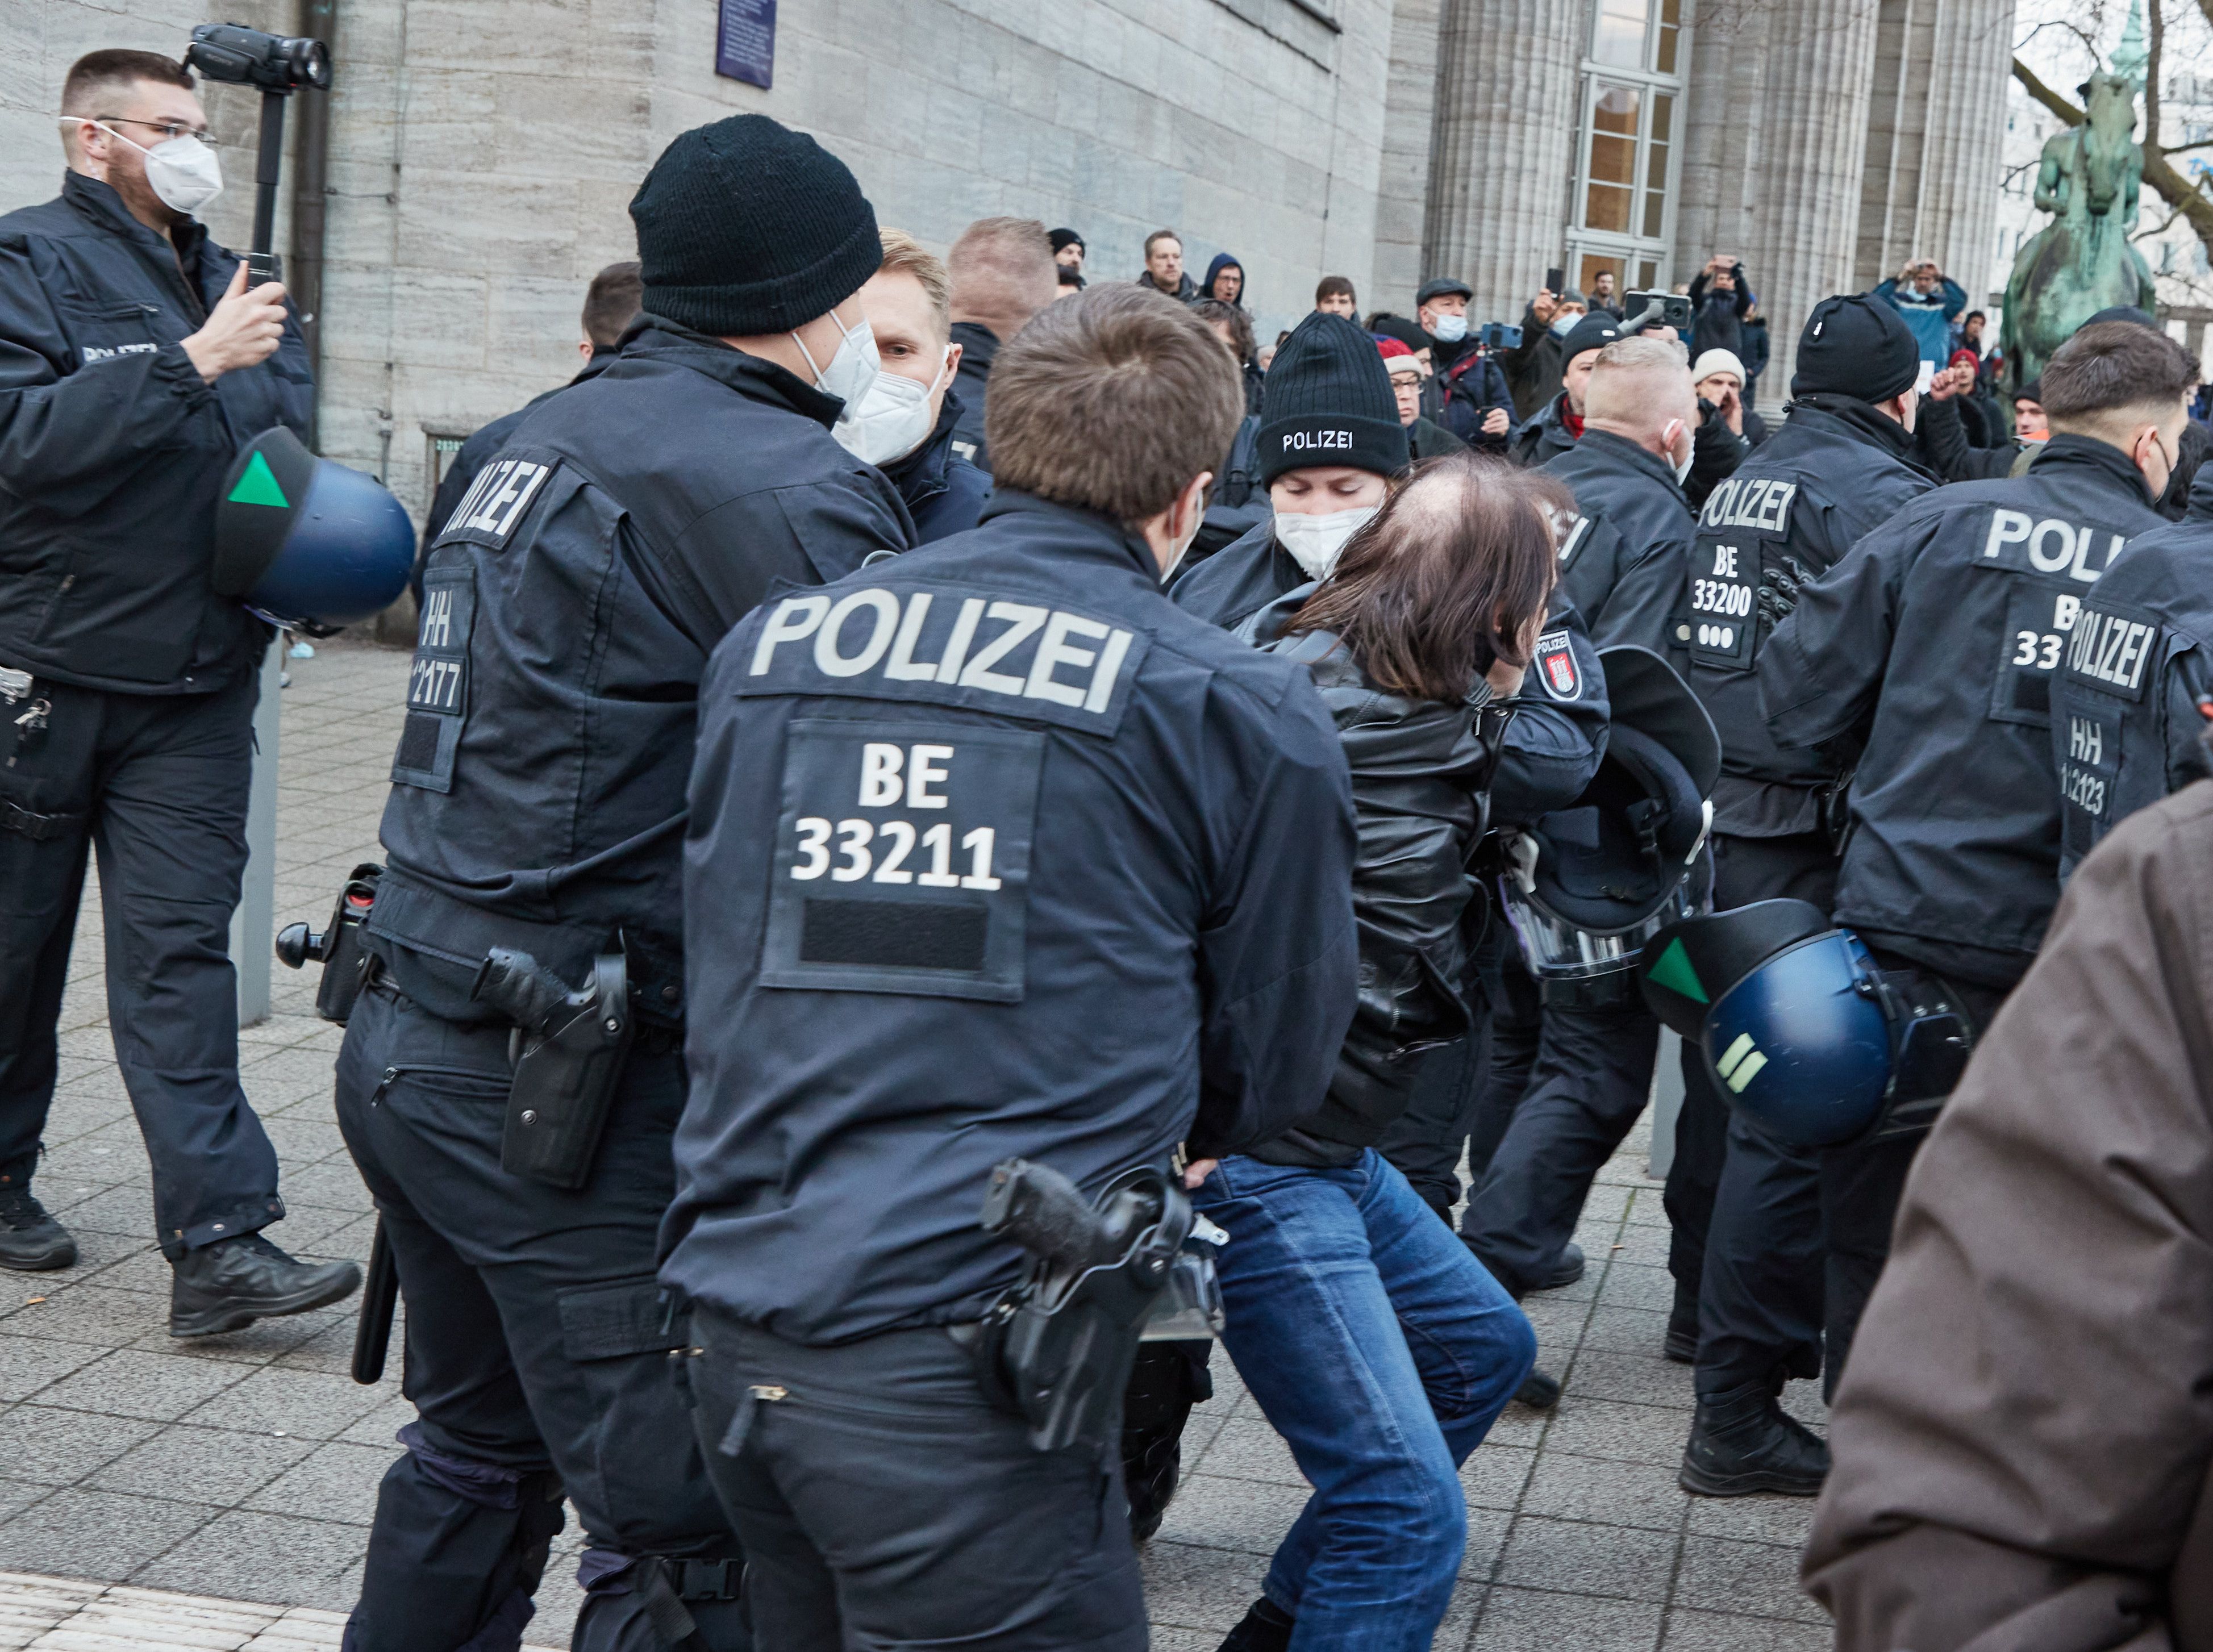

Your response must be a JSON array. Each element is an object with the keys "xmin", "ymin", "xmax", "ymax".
[
  {"xmin": 470, "ymin": 946, "xmax": 634, "ymax": 1189},
  {"xmin": 956, "ymin": 1158, "xmax": 1218, "ymax": 1454},
  {"xmin": 273, "ymin": 862, "xmax": 383, "ymax": 1024}
]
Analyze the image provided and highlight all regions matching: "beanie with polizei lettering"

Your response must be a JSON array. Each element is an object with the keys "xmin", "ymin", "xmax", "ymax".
[
  {"xmin": 630, "ymin": 114, "xmax": 881, "ymax": 338},
  {"xmin": 1256, "ymin": 312, "xmax": 1410, "ymax": 486}
]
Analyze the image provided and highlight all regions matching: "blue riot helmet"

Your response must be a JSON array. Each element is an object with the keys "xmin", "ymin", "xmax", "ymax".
[
  {"xmin": 211, "ymin": 428, "xmax": 414, "ymax": 635},
  {"xmin": 1637, "ymin": 901, "xmax": 1977, "ymax": 1148},
  {"xmin": 1498, "ymin": 645, "xmax": 1720, "ymax": 985}
]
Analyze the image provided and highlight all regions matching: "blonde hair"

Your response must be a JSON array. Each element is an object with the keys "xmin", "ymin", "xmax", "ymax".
[{"xmin": 877, "ymin": 228, "xmax": 950, "ymax": 342}]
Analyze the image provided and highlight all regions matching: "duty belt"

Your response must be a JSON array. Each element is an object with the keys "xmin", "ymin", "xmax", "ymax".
[{"xmin": 0, "ymin": 799, "xmax": 81, "ymax": 842}]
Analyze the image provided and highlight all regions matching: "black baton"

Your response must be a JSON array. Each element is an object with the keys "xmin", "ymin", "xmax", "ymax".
[{"xmin": 351, "ymin": 1217, "xmax": 399, "ymax": 1384}]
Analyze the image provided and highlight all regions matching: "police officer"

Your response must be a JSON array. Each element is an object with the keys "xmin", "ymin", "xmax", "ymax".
[
  {"xmin": 1457, "ymin": 337, "xmax": 1702, "ymax": 1296},
  {"xmin": 416, "ymin": 260, "xmax": 643, "ymax": 602},
  {"xmin": 851, "ymin": 228, "xmax": 992, "ymax": 541},
  {"xmin": 1508, "ymin": 311, "xmax": 1624, "ymax": 466},
  {"xmin": 2053, "ymin": 462, "xmax": 2213, "ymax": 878},
  {"xmin": 661, "ymin": 283, "xmax": 1358, "ymax": 1650},
  {"xmin": 336, "ymin": 115, "xmax": 910, "ymax": 1649},
  {"xmin": 0, "ymin": 49, "xmax": 359, "ymax": 1329},
  {"xmin": 1664, "ymin": 295, "xmax": 1939, "ymax": 1496},
  {"xmin": 1757, "ymin": 316, "xmax": 2192, "ymax": 1440}
]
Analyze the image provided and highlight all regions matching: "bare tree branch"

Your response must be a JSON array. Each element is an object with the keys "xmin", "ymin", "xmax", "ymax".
[{"xmin": 2012, "ymin": 57, "xmax": 2085, "ymax": 126}]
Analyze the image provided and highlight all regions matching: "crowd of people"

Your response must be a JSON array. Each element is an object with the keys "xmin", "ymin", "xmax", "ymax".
[{"xmin": 12, "ymin": 39, "xmax": 2213, "ymax": 1652}]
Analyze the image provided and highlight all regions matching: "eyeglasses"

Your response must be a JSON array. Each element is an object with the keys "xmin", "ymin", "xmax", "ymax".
[
  {"xmin": 95, "ymin": 116, "xmax": 212, "ymax": 143},
  {"xmin": 1389, "ymin": 374, "xmax": 1424, "ymax": 390}
]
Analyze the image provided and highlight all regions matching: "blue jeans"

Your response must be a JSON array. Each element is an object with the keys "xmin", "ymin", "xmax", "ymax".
[{"xmin": 1194, "ymin": 1150, "xmax": 1535, "ymax": 1651}]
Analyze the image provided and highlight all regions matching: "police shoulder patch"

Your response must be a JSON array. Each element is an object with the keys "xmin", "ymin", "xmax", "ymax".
[{"xmin": 1533, "ymin": 629, "xmax": 1581, "ymax": 700}]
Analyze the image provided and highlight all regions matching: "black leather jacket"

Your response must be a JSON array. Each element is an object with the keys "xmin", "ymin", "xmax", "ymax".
[{"xmin": 1252, "ymin": 627, "xmax": 1498, "ymax": 1165}]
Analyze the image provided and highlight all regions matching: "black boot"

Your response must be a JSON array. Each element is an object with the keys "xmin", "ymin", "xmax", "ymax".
[
  {"xmin": 170, "ymin": 1232, "xmax": 362, "ymax": 1338},
  {"xmin": 1679, "ymin": 1381, "xmax": 1829, "ymax": 1497},
  {"xmin": 1216, "ymin": 1597, "xmax": 1295, "ymax": 1652},
  {"xmin": 0, "ymin": 1188, "xmax": 76, "ymax": 1272},
  {"xmin": 1514, "ymin": 1368, "xmax": 1562, "ymax": 1410},
  {"xmin": 1532, "ymin": 1241, "xmax": 1585, "ymax": 1291}
]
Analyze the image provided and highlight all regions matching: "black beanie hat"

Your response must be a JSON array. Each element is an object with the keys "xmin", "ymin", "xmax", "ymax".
[
  {"xmin": 1256, "ymin": 312, "xmax": 1410, "ymax": 486},
  {"xmin": 1558, "ymin": 312, "xmax": 1625, "ymax": 364},
  {"xmin": 1791, "ymin": 294, "xmax": 1920, "ymax": 402},
  {"xmin": 630, "ymin": 115, "xmax": 881, "ymax": 337},
  {"xmin": 1049, "ymin": 228, "xmax": 1085, "ymax": 255}
]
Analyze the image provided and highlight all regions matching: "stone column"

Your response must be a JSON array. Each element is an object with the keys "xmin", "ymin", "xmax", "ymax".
[
  {"xmin": 1373, "ymin": 0, "xmax": 1448, "ymax": 310},
  {"xmin": 1422, "ymin": 0, "xmax": 1583, "ymax": 322},
  {"xmin": 1912, "ymin": 0, "xmax": 2015, "ymax": 304}
]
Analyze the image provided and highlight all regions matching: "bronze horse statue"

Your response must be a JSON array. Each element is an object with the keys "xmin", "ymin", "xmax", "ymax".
[{"xmin": 2001, "ymin": 68, "xmax": 2158, "ymax": 395}]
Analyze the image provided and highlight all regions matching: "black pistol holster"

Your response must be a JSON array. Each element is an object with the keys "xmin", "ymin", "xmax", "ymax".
[
  {"xmin": 273, "ymin": 861, "xmax": 383, "ymax": 1024},
  {"xmin": 470, "ymin": 946, "xmax": 634, "ymax": 1189},
  {"xmin": 960, "ymin": 1159, "xmax": 1194, "ymax": 1454}
]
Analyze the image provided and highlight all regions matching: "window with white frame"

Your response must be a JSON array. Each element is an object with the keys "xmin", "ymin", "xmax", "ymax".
[{"xmin": 1566, "ymin": 0, "xmax": 1686, "ymax": 299}]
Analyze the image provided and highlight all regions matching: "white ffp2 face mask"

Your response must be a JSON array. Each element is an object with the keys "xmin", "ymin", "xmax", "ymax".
[
  {"xmin": 832, "ymin": 348, "xmax": 951, "ymax": 467},
  {"xmin": 87, "ymin": 123, "xmax": 224, "ymax": 216},
  {"xmin": 1273, "ymin": 506, "xmax": 1378, "ymax": 581},
  {"xmin": 792, "ymin": 310, "xmax": 881, "ymax": 410}
]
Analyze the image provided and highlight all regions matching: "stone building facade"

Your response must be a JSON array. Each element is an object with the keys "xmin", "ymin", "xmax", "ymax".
[{"xmin": 6, "ymin": 0, "xmax": 2013, "ymax": 516}]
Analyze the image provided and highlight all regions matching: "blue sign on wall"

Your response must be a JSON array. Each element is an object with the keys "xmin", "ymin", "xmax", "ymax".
[{"xmin": 716, "ymin": 0, "xmax": 776, "ymax": 89}]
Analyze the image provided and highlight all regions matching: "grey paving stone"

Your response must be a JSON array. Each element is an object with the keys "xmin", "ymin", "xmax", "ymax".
[
  {"xmin": 182, "ymin": 1366, "xmax": 389, "ymax": 1441},
  {"xmin": 243, "ymin": 1440, "xmax": 402, "ymax": 1526},
  {"xmin": 7, "ymin": 1284, "xmax": 169, "ymax": 1348},
  {"xmin": 1494, "ymin": 1516, "xmax": 1679, "ymax": 1602},
  {"xmin": 1138, "ymin": 1536, "xmax": 1269, "ymax": 1633},
  {"xmin": 1609, "ymin": 1221, "xmax": 1672, "ymax": 1269},
  {"xmin": 87, "ymin": 1424, "xmax": 316, "ymax": 1507},
  {"xmin": 132, "ymin": 1508, "xmax": 367, "ymax": 1606},
  {"xmin": 0, "ymin": 1486, "xmax": 218, "ymax": 1579},
  {"xmin": 1565, "ymin": 1350, "xmax": 1695, "ymax": 1412},
  {"xmin": 1594, "ymin": 1262, "xmax": 1676, "ymax": 1315},
  {"xmin": 1674, "ymin": 1535, "xmax": 1826, "ymax": 1624},
  {"xmin": 56, "ymin": 1183, "xmax": 156, "ymax": 1238},
  {"xmin": 1194, "ymin": 1416, "xmax": 1306, "ymax": 1488},
  {"xmin": 0, "ymin": 1403, "xmax": 161, "ymax": 1484},
  {"xmin": 1519, "ymin": 1453, "xmax": 1690, "ymax": 1533},
  {"xmin": 1660, "ymin": 1608, "xmax": 1831, "ymax": 1649},
  {"xmin": 1153, "ymin": 1470, "xmax": 1301, "ymax": 1557},
  {"xmin": 37, "ymin": 1349, "xmax": 251, "ymax": 1422},
  {"xmin": 1543, "ymin": 1398, "xmax": 1688, "ymax": 1468},
  {"xmin": 1459, "ymin": 1442, "xmax": 1535, "ymax": 1511},
  {"xmin": 337, "ymin": 1395, "xmax": 416, "ymax": 1449},
  {"xmin": 1685, "ymin": 1491, "xmax": 1819, "ymax": 1550},
  {"xmin": 1470, "ymin": 1583, "xmax": 1664, "ymax": 1650},
  {"xmin": 1580, "ymin": 1305, "xmax": 1679, "ymax": 1360}
]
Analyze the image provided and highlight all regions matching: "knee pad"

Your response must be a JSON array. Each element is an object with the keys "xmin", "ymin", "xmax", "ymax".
[{"xmin": 576, "ymin": 1549, "xmax": 748, "ymax": 1651}]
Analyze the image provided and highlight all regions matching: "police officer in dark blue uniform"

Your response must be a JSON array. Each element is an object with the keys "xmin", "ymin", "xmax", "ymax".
[
  {"xmin": 1665, "ymin": 295, "xmax": 1939, "ymax": 1496},
  {"xmin": 1457, "ymin": 337, "xmax": 1702, "ymax": 1296},
  {"xmin": 414, "ymin": 261, "xmax": 643, "ymax": 604},
  {"xmin": 2053, "ymin": 463, "xmax": 2213, "ymax": 878},
  {"xmin": 662, "ymin": 283, "xmax": 1358, "ymax": 1651},
  {"xmin": 1508, "ymin": 311, "xmax": 1623, "ymax": 468},
  {"xmin": 0, "ymin": 49, "xmax": 360, "ymax": 1329},
  {"xmin": 1753, "ymin": 317, "xmax": 2193, "ymax": 1459},
  {"xmin": 336, "ymin": 115, "xmax": 911, "ymax": 1650}
]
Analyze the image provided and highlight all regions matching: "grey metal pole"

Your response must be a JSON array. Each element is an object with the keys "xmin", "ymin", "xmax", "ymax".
[
  {"xmin": 231, "ymin": 638, "xmax": 284, "ymax": 1027},
  {"xmin": 1646, "ymin": 1029, "xmax": 1683, "ymax": 1179}
]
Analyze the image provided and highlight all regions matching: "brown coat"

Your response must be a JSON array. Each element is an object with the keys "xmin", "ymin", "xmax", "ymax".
[{"xmin": 1803, "ymin": 782, "xmax": 2213, "ymax": 1651}]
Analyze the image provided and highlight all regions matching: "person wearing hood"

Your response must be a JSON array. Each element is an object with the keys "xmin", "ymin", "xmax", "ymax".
[
  {"xmin": 944, "ymin": 216, "xmax": 1058, "ymax": 474},
  {"xmin": 1203, "ymin": 252, "xmax": 1247, "ymax": 307},
  {"xmin": 1668, "ymin": 294, "xmax": 1943, "ymax": 1503},
  {"xmin": 1508, "ymin": 311, "xmax": 1624, "ymax": 467},
  {"xmin": 852, "ymin": 229, "xmax": 990, "ymax": 541}
]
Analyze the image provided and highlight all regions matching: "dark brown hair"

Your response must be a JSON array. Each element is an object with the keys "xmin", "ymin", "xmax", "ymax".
[
  {"xmin": 986, "ymin": 283, "xmax": 1244, "ymax": 523},
  {"xmin": 1285, "ymin": 452, "xmax": 1567, "ymax": 703},
  {"xmin": 62, "ymin": 50, "xmax": 193, "ymax": 116},
  {"xmin": 581, "ymin": 261, "xmax": 643, "ymax": 351},
  {"xmin": 1316, "ymin": 274, "xmax": 1356, "ymax": 305},
  {"xmin": 1189, "ymin": 297, "xmax": 1255, "ymax": 363},
  {"xmin": 2041, "ymin": 322, "xmax": 2198, "ymax": 423}
]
